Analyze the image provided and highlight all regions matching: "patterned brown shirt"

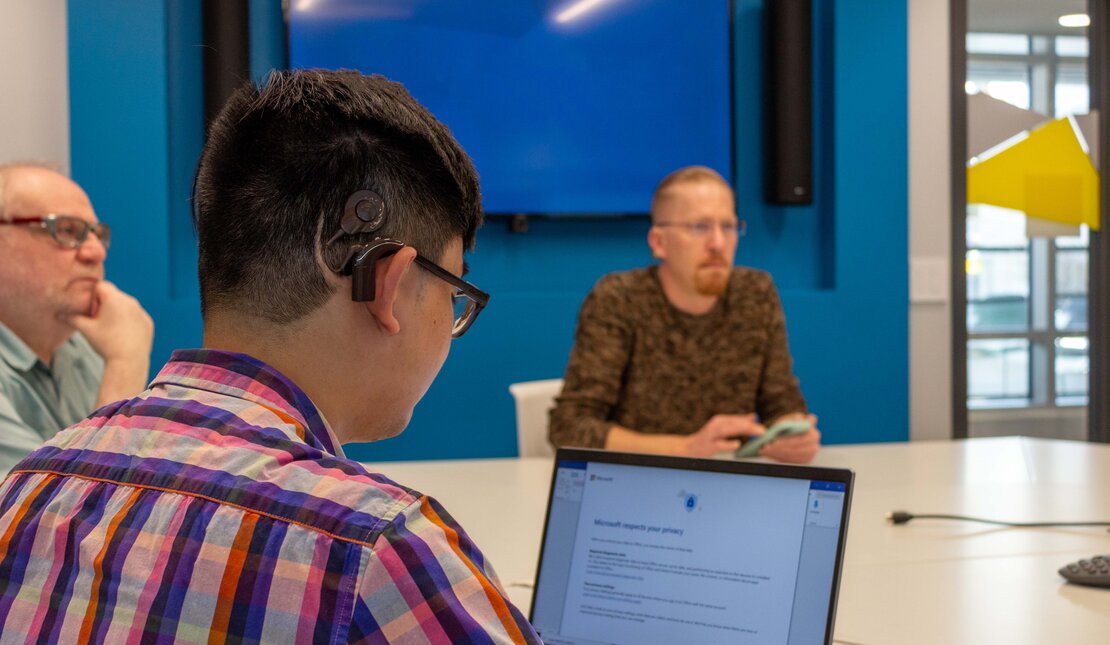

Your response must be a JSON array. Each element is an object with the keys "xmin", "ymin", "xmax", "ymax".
[{"xmin": 549, "ymin": 266, "xmax": 806, "ymax": 448}]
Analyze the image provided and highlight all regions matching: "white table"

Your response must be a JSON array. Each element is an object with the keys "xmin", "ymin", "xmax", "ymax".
[{"xmin": 366, "ymin": 437, "xmax": 1110, "ymax": 644}]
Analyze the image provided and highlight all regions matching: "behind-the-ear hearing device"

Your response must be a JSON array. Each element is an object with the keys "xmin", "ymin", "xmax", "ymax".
[
  {"xmin": 343, "ymin": 190, "xmax": 386, "ymax": 234},
  {"xmin": 348, "ymin": 239, "xmax": 404, "ymax": 301},
  {"xmin": 325, "ymin": 190, "xmax": 402, "ymax": 301}
]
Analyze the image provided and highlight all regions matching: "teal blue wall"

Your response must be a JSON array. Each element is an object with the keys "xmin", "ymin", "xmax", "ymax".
[
  {"xmin": 69, "ymin": 1, "xmax": 203, "ymax": 378},
  {"xmin": 67, "ymin": 0, "xmax": 907, "ymax": 461}
]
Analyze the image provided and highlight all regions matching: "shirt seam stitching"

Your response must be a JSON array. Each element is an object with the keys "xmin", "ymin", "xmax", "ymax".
[
  {"xmin": 10, "ymin": 468, "xmax": 382, "ymax": 548},
  {"xmin": 144, "ymin": 379, "xmax": 334, "ymax": 455},
  {"xmin": 331, "ymin": 541, "xmax": 366, "ymax": 643}
]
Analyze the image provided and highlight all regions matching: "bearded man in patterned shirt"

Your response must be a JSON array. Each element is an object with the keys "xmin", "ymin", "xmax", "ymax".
[{"xmin": 550, "ymin": 166, "xmax": 821, "ymax": 464}]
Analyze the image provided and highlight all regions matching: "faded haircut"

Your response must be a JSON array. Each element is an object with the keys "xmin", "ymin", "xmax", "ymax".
[
  {"xmin": 650, "ymin": 166, "xmax": 733, "ymax": 222},
  {"xmin": 193, "ymin": 69, "xmax": 482, "ymax": 323}
]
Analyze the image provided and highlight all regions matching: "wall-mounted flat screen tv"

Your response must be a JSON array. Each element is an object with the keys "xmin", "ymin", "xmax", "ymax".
[{"xmin": 288, "ymin": 0, "xmax": 733, "ymax": 216}]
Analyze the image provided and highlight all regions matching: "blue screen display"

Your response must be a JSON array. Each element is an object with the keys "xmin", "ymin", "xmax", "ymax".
[{"xmin": 287, "ymin": 0, "xmax": 733, "ymax": 215}]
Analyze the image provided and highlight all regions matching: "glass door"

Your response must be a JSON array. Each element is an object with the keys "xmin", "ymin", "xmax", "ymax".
[{"xmin": 959, "ymin": 1, "xmax": 1096, "ymax": 439}]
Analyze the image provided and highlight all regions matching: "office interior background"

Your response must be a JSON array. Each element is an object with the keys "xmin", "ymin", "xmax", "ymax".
[{"xmin": 1, "ymin": 0, "xmax": 1104, "ymax": 461}]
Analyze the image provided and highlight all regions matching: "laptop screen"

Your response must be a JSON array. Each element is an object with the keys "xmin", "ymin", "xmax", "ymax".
[{"xmin": 530, "ymin": 449, "xmax": 853, "ymax": 645}]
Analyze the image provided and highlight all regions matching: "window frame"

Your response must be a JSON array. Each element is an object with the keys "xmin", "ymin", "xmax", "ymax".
[{"xmin": 963, "ymin": 32, "xmax": 1091, "ymax": 413}]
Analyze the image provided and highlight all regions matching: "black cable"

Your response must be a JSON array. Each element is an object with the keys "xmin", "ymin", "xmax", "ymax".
[{"xmin": 886, "ymin": 510, "xmax": 1110, "ymax": 528}]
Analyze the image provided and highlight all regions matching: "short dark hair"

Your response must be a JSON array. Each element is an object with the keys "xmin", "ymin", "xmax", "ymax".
[{"xmin": 194, "ymin": 69, "xmax": 482, "ymax": 323}]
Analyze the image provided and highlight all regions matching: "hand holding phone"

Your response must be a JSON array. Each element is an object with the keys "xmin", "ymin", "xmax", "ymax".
[{"xmin": 735, "ymin": 418, "xmax": 812, "ymax": 458}]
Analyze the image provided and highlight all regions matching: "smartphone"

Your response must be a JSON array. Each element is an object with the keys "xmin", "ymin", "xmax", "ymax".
[{"xmin": 735, "ymin": 419, "xmax": 811, "ymax": 458}]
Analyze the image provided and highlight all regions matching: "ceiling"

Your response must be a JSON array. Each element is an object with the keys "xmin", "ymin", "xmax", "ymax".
[{"xmin": 968, "ymin": 0, "xmax": 1089, "ymax": 37}]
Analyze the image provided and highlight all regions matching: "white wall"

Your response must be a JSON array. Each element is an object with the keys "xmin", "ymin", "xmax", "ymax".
[
  {"xmin": 908, "ymin": 0, "xmax": 954, "ymax": 441},
  {"xmin": 0, "ymin": 0, "xmax": 69, "ymax": 171}
]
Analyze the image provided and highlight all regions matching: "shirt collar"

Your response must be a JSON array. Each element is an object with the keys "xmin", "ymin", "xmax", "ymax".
[
  {"xmin": 0, "ymin": 321, "xmax": 42, "ymax": 372},
  {"xmin": 151, "ymin": 349, "xmax": 344, "ymax": 457}
]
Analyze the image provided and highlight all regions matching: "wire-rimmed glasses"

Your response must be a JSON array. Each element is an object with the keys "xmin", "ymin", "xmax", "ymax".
[{"xmin": 653, "ymin": 219, "xmax": 747, "ymax": 238}]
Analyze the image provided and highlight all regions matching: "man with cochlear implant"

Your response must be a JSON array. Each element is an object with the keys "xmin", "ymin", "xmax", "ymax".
[
  {"xmin": 0, "ymin": 70, "xmax": 539, "ymax": 643},
  {"xmin": 0, "ymin": 163, "xmax": 153, "ymax": 474},
  {"xmin": 550, "ymin": 166, "xmax": 820, "ymax": 463}
]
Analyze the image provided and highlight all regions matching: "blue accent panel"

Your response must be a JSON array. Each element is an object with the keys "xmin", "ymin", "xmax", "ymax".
[
  {"xmin": 732, "ymin": 0, "xmax": 836, "ymax": 290},
  {"xmin": 69, "ymin": 0, "xmax": 908, "ymax": 463},
  {"xmin": 68, "ymin": 0, "xmax": 170, "ymax": 306},
  {"xmin": 69, "ymin": 0, "xmax": 202, "ymax": 375},
  {"xmin": 249, "ymin": 0, "xmax": 286, "ymax": 82},
  {"xmin": 166, "ymin": 0, "xmax": 203, "ymax": 301},
  {"xmin": 797, "ymin": 0, "xmax": 906, "ymax": 446}
]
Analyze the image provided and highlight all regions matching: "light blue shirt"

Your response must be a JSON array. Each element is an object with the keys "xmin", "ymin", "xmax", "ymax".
[{"xmin": 0, "ymin": 322, "xmax": 103, "ymax": 474}]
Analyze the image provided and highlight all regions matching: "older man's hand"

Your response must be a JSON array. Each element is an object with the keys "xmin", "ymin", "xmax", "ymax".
[{"xmin": 66, "ymin": 281, "xmax": 154, "ymax": 406}]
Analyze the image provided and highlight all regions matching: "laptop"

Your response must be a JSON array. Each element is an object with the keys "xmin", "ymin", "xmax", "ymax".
[{"xmin": 530, "ymin": 449, "xmax": 854, "ymax": 645}]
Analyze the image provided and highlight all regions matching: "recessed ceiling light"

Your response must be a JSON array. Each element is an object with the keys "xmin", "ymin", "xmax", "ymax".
[{"xmin": 1058, "ymin": 13, "xmax": 1090, "ymax": 28}]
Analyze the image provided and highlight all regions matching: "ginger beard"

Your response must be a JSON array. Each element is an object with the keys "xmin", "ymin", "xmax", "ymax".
[
  {"xmin": 694, "ymin": 256, "xmax": 731, "ymax": 296},
  {"xmin": 649, "ymin": 178, "xmax": 739, "ymax": 305}
]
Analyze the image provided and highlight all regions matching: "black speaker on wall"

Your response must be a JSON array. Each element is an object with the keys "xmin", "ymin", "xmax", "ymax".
[
  {"xmin": 764, "ymin": 0, "xmax": 813, "ymax": 205},
  {"xmin": 202, "ymin": 0, "xmax": 251, "ymax": 126}
]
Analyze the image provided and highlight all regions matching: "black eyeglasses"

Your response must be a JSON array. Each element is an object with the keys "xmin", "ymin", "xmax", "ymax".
[
  {"xmin": 0, "ymin": 214, "xmax": 112, "ymax": 250},
  {"xmin": 412, "ymin": 253, "xmax": 489, "ymax": 338},
  {"xmin": 328, "ymin": 225, "xmax": 489, "ymax": 338}
]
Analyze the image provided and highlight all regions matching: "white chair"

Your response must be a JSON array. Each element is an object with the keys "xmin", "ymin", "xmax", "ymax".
[{"xmin": 508, "ymin": 378, "xmax": 564, "ymax": 458}]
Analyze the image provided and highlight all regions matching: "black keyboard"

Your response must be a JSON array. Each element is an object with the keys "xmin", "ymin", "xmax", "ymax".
[{"xmin": 1059, "ymin": 555, "xmax": 1110, "ymax": 588}]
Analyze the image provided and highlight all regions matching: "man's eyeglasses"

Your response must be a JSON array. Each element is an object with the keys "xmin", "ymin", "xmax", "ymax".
[
  {"xmin": 654, "ymin": 219, "xmax": 747, "ymax": 238},
  {"xmin": 412, "ymin": 253, "xmax": 489, "ymax": 338},
  {"xmin": 329, "ymin": 231, "xmax": 489, "ymax": 338},
  {"xmin": 0, "ymin": 214, "xmax": 112, "ymax": 250}
]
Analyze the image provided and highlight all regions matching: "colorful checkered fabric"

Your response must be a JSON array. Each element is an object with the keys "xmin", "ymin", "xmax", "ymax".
[{"xmin": 0, "ymin": 349, "xmax": 539, "ymax": 643}]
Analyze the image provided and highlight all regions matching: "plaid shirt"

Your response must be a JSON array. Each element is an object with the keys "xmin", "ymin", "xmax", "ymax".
[{"xmin": 0, "ymin": 349, "xmax": 539, "ymax": 644}]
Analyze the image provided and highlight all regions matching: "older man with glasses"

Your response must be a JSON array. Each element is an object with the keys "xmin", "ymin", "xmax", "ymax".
[
  {"xmin": 0, "ymin": 163, "xmax": 153, "ymax": 473},
  {"xmin": 550, "ymin": 165, "xmax": 821, "ymax": 463}
]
